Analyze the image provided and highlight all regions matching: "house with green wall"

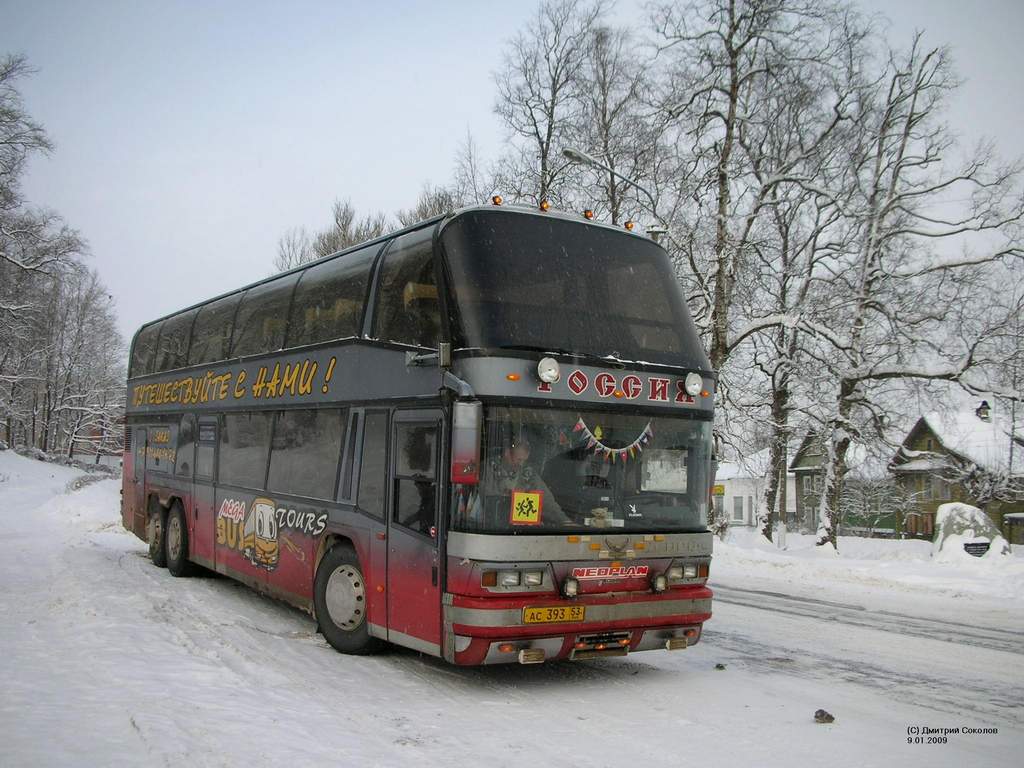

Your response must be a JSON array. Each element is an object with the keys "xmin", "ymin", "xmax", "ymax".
[{"xmin": 889, "ymin": 403, "xmax": 1024, "ymax": 543}]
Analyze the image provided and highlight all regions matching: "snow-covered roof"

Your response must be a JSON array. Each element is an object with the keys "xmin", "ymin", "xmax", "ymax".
[
  {"xmin": 922, "ymin": 411, "xmax": 1023, "ymax": 474},
  {"xmin": 890, "ymin": 457, "xmax": 945, "ymax": 473},
  {"xmin": 716, "ymin": 447, "xmax": 774, "ymax": 480}
]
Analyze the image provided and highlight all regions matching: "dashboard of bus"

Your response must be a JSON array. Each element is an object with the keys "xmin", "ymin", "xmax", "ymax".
[{"xmin": 450, "ymin": 405, "xmax": 711, "ymax": 535}]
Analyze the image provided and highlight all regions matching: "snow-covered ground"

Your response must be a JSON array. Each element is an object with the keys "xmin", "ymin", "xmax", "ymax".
[{"xmin": 1, "ymin": 449, "xmax": 1021, "ymax": 767}]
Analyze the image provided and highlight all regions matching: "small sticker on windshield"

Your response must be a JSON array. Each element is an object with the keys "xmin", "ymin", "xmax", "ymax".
[{"xmin": 510, "ymin": 490, "xmax": 543, "ymax": 525}]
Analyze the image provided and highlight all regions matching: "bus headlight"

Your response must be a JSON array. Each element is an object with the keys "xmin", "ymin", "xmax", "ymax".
[
  {"xmin": 523, "ymin": 570, "xmax": 544, "ymax": 586},
  {"xmin": 683, "ymin": 564, "xmax": 698, "ymax": 578},
  {"xmin": 684, "ymin": 372, "xmax": 703, "ymax": 396},
  {"xmin": 499, "ymin": 571, "xmax": 522, "ymax": 587},
  {"xmin": 537, "ymin": 357, "xmax": 561, "ymax": 384},
  {"xmin": 667, "ymin": 566, "xmax": 684, "ymax": 580}
]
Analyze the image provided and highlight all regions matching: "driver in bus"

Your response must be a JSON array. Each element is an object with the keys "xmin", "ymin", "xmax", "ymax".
[{"xmin": 485, "ymin": 432, "xmax": 572, "ymax": 526}]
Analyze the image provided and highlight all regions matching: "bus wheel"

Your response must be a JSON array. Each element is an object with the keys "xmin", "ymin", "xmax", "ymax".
[
  {"xmin": 314, "ymin": 545, "xmax": 378, "ymax": 654},
  {"xmin": 147, "ymin": 503, "xmax": 167, "ymax": 568},
  {"xmin": 165, "ymin": 502, "xmax": 195, "ymax": 577}
]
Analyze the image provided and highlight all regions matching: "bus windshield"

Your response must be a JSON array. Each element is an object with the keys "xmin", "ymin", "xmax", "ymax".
[
  {"xmin": 439, "ymin": 210, "xmax": 709, "ymax": 369},
  {"xmin": 451, "ymin": 405, "xmax": 711, "ymax": 535}
]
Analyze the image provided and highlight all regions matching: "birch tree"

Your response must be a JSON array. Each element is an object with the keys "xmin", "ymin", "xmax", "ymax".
[
  {"xmin": 493, "ymin": 0, "xmax": 606, "ymax": 205},
  {"xmin": 808, "ymin": 36, "xmax": 1024, "ymax": 547}
]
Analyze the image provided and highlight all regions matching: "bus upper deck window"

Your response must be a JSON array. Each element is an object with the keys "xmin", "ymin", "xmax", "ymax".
[{"xmin": 374, "ymin": 233, "xmax": 439, "ymax": 349}]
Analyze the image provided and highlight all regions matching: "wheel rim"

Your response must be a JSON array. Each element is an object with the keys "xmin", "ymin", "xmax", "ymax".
[
  {"xmin": 325, "ymin": 565, "xmax": 366, "ymax": 630},
  {"xmin": 167, "ymin": 514, "xmax": 182, "ymax": 561}
]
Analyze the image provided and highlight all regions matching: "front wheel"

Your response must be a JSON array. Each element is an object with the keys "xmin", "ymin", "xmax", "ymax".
[
  {"xmin": 165, "ymin": 502, "xmax": 195, "ymax": 577},
  {"xmin": 314, "ymin": 545, "xmax": 379, "ymax": 654}
]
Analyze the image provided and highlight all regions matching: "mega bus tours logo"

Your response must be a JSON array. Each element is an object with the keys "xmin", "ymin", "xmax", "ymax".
[{"xmin": 216, "ymin": 497, "xmax": 328, "ymax": 571}]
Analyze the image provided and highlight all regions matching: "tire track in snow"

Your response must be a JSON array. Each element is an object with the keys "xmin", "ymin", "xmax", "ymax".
[{"xmin": 712, "ymin": 583, "xmax": 1024, "ymax": 656}]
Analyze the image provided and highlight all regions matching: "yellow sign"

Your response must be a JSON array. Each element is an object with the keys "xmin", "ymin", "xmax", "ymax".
[
  {"xmin": 510, "ymin": 490, "xmax": 543, "ymax": 525},
  {"xmin": 712, "ymin": 484, "xmax": 725, "ymax": 495}
]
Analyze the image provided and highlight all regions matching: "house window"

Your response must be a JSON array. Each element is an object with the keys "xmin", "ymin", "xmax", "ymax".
[
  {"xmin": 933, "ymin": 476, "xmax": 951, "ymax": 501},
  {"xmin": 925, "ymin": 438, "xmax": 934, "ymax": 451},
  {"xmin": 748, "ymin": 496, "xmax": 754, "ymax": 519},
  {"xmin": 732, "ymin": 496, "xmax": 744, "ymax": 522},
  {"xmin": 920, "ymin": 474, "xmax": 933, "ymax": 501}
]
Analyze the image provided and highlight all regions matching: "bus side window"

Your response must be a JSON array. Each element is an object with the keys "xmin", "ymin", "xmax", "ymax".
[
  {"xmin": 373, "ymin": 232, "xmax": 439, "ymax": 348},
  {"xmin": 358, "ymin": 411, "xmax": 388, "ymax": 519},
  {"xmin": 154, "ymin": 309, "xmax": 197, "ymax": 372},
  {"xmin": 230, "ymin": 274, "xmax": 299, "ymax": 359},
  {"xmin": 267, "ymin": 408, "xmax": 347, "ymax": 500},
  {"xmin": 196, "ymin": 421, "xmax": 217, "ymax": 479},
  {"xmin": 129, "ymin": 322, "xmax": 161, "ymax": 378},
  {"xmin": 176, "ymin": 415, "xmax": 196, "ymax": 478},
  {"xmin": 219, "ymin": 412, "xmax": 273, "ymax": 489},
  {"xmin": 189, "ymin": 294, "xmax": 241, "ymax": 366},
  {"xmin": 393, "ymin": 422, "xmax": 438, "ymax": 537},
  {"xmin": 339, "ymin": 411, "xmax": 361, "ymax": 502},
  {"xmin": 286, "ymin": 245, "xmax": 378, "ymax": 347},
  {"xmin": 147, "ymin": 425, "xmax": 173, "ymax": 473}
]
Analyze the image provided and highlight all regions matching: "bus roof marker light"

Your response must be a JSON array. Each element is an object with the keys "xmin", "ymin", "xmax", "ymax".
[
  {"xmin": 624, "ymin": 220, "xmax": 635, "ymax": 231},
  {"xmin": 583, "ymin": 209, "xmax": 595, "ymax": 220},
  {"xmin": 506, "ymin": 373, "xmax": 521, "ymax": 382},
  {"xmin": 537, "ymin": 357, "xmax": 561, "ymax": 384},
  {"xmin": 539, "ymin": 199, "xmax": 551, "ymax": 211},
  {"xmin": 492, "ymin": 195, "xmax": 503, "ymax": 206},
  {"xmin": 684, "ymin": 373, "xmax": 703, "ymax": 397}
]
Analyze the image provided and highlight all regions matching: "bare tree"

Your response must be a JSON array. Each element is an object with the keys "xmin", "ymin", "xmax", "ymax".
[
  {"xmin": 312, "ymin": 199, "xmax": 388, "ymax": 258},
  {"xmin": 806, "ymin": 36, "xmax": 1024, "ymax": 547},
  {"xmin": 572, "ymin": 23, "xmax": 653, "ymax": 224},
  {"xmin": 273, "ymin": 226, "xmax": 314, "ymax": 272},
  {"xmin": 494, "ymin": 0, "xmax": 606, "ymax": 204},
  {"xmin": 395, "ymin": 183, "xmax": 458, "ymax": 227}
]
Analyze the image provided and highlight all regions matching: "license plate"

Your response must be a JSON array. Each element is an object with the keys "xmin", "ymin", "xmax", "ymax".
[{"xmin": 522, "ymin": 605, "xmax": 585, "ymax": 624}]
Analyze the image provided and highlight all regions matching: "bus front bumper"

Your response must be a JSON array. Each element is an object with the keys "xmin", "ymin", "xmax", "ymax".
[{"xmin": 443, "ymin": 586, "xmax": 712, "ymax": 665}]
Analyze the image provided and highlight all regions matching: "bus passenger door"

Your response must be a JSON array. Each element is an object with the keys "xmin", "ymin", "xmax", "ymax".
[
  {"xmin": 191, "ymin": 417, "xmax": 217, "ymax": 568},
  {"xmin": 130, "ymin": 428, "xmax": 148, "ymax": 538},
  {"xmin": 387, "ymin": 410, "xmax": 443, "ymax": 655}
]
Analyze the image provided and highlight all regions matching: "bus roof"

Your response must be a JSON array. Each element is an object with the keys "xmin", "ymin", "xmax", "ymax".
[{"xmin": 130, "ymin": 204, "xmax": 657, "ymax": 340}]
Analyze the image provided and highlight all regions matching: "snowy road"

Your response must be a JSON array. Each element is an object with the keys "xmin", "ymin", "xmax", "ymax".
[
  {"xmin": 709, "ymin": 583, "xmax": 1024, "ymax": 726},
  {"xmin": 1, "ymin": 453, "xmax": 1021, "ymax": 767}
]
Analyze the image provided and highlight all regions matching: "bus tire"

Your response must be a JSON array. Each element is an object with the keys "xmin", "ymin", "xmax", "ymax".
[
  {"xmin": 165, "ymin": 501, "xmax": 195, "ymax": 577},
  {"xmin": 314, "ymin": 545, "xmax": 378, "ymax": 655},
  {"xmin": 147, "ymin": 502, "xmax": 168, "ymax": 568}
]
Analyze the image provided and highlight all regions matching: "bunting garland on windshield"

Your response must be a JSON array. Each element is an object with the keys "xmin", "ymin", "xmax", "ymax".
[{"xmin": 572, "ymin": 418, "xmax": 652, "ymax": 463}]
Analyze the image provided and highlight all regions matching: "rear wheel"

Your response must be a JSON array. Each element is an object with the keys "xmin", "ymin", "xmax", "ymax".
[
  {"xmin": 147, "ymin": 502, "xmax": 167, "ymax": 568},
  {"xmin": 165, "ymin": 502, "xmax": 195, "ymax": 577},
  {"xmin": 314, "ymin": 545, "xmax": 378, "ymax": 654}
]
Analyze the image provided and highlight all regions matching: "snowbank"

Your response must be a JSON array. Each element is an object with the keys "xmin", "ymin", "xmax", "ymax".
[
  {"xmin": 715, "ymin": 527, "xmax": 1024, "ymax": 604},
  {"xmin": 932, "ymin": 502, "xmax": 1011, "ymax": 560}
]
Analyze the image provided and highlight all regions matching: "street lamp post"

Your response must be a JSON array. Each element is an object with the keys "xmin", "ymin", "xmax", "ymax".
[{"xmin": 561, "ymin": 147, "xmax": 667, "ymax": 243}]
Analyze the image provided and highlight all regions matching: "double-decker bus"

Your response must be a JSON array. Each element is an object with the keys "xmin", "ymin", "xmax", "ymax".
[{"xmin": 122, "ymin": 203, "xmax": 715, "ymax": 665}]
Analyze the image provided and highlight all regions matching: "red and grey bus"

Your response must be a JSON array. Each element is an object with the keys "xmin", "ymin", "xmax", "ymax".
[{"xmin": 122, "ymin": 203, "xmax": 715, "ymax": 665}]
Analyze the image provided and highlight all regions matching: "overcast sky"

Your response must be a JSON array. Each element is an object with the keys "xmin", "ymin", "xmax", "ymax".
[{"xmin": 3, "ymin": 0, "xmax": 1022, "ymax": 342}]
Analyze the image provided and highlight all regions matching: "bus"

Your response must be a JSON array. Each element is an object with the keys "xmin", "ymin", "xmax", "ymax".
[{"xmin": 122, "ymin": 202, "xmax": 715, "ymax": 665}]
